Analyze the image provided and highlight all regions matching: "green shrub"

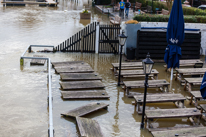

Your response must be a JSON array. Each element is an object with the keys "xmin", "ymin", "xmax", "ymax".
[{"xmin": 133, "ymin": 14, "xmax": 206, "ymax": 23}]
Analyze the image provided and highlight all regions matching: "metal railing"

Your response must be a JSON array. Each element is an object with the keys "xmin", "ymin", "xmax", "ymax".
[{"xmin": 20, "ymin": 45, "xmax": 55, "ymax": 137}]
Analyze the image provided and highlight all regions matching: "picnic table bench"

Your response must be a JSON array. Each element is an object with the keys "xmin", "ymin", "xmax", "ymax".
[
  {"xmin": 123, "ymin": 79, "xmax": 169, "ymax": 95},
  {"xmin": 145, "ymin": 108, "xmax": 201, "ymax": 128},
  {"xmin": 151, "ymin": 127, "xmax": 206, "ymax": 137},
  {"xmin": 164, "ymin": 59, "xmax": 203, "ymax": 71},
  {"xmin": 188, "ymin": 91, "xmax": 203, "ymax": 107},
  {"xmin": 111, "ymin": 62, "xmax": 143, "ymax": 72},
  {"xmin": 134, "ymin": 93, "xmax": 185, "ymax": 114},
  {"xmin": 175, "ymin": 68, "xmax": 206, "ymax": 82},
  {"xmin": 156, "ymin": 9, "xmax": 169, "ymax": 15},
  {"xmin": 115, "ymin": 69, "xmax": 159, "ymax": 79},
  {"xmin": 184, "ymin": 78, "xmax": 202, "ymax": 91},
  {"xmin": 110, "ymin": 15, "xmax": 121, "ymax": 25}
]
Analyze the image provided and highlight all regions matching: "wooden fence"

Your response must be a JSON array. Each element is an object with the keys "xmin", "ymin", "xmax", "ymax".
[
  {"xmin": 55, "ymin": 22, "xmax": 97, "ymax": 53},
  {"xmin": 136, "ymin": 30, "xmax": 201, "ymax": 59}
]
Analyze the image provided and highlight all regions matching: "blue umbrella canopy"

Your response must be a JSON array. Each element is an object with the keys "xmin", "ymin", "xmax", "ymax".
[
  {"xmin": 200, "ymin": 72, "xmax": 206, "ymax": 99},
  {"xmin": 164, "ymin": 0, "xmax": 185, "ymax": 69}
]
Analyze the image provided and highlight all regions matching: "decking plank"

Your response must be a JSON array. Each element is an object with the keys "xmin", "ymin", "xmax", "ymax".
[
  {"xmin": 116, "ymin": 69, "xmax": 159, "ymax": 76},
  {"xmin": 60, "ymin": 73, "xmax": 102, "ymax": 81},
  {"xmin": 145, "ymin": 108, "xmax": 201, "ymax": 119},
  {"xmin": 124, "ymin": 79, "xmax": 169, "ymax": 88},
  {"xmin": 189, "ymin": 91, "xmax": 202, "ymax": 99},
  {"xmin": 51, "ymin": 61, "xmax": 86, "ymax": 67},
  {"xmin": 61, "ymin": 102, "xmax": 109, "ymax": 117},
  {"xmin": 76, "ymin": 117, "xmax": 104, "ymax": 137},
  {"xmin": 151, "ymin": 127, "xmax": 206, "ymax": 137},
  {"xmin": 30, "ymin": 55, "xmax": 46, "ymax": 65},
  {"xmin": 60, "ymin": 80, "xmax": 105, "ymax": 90},
  {"xmin": 112, "ymin": 62, "xmax": 142, "ymax": 68},
  {"xmin": 61, "ymin": 90, "xmax": 109, "ymax": 99},
  {"xmin": 55, "ymin": 66, "xmax": 94, "ymax": 74},
  {"xmin": 134, "ymin": 93, "xmax": 185, "ymax": 103}
]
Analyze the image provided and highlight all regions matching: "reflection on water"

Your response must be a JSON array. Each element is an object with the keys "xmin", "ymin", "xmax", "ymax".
[{"xmin": 0, "ymin": 0, "xmax": 206, "ymax": 136}]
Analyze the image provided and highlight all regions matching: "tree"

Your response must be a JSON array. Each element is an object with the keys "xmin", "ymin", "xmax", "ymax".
[{"xmin": 166, "ymin": 0, "xmax": 173, "ymax": 13}]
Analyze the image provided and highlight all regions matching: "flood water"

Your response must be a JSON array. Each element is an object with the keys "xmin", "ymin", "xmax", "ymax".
[{"xmin": 0, "ymin": 0, "xmax": 206, "ymax": 137}]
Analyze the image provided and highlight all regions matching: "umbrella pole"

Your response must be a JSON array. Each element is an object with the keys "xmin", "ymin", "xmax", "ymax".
[{"xmin": 170, "ymin": 68, "xmax": 173, "ymax": 80}]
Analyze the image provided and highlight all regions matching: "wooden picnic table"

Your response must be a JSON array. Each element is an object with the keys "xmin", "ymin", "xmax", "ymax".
[
  {"xmin": 134, "ymin": 93, "xmax": 185, "ymax": 114},
  {"xmin": 151, "ymin": 127, "xmax": 206, "ymax": 137},
  {"xmin": 164, "ymin": 59, "xmax": 203, "ymax": 71},
  {"xmin": 145, "ymin": 108, "xmax": 201, "ymax": 128},
  {"xmin": 115, "ymin": 69, "xmax": 159, "ymax": 79},
  {"xmin": 123, "ymin": 79, "xmax": 170, "ymax": 95},
  {"xmin": 60, "ymin": 73, "xmax": 102, "ymax": 81},
  {"xmin": 184, "ymin": 78, "xmax": 202, "ymax": 91},
  {"xmin": 111, "ymin": 62, "xmax": 143, "ymax": 72},
  {"xmin": 188, "ymin": 91, "xmax": 202, "ymax": 107},
  {"xmin": 175, "ymin": 68, "xmax": 206, "ymax": 82}
]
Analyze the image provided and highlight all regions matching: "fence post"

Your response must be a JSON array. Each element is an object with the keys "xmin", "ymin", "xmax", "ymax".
[{"xmin": 95, "ymin": 22, "xmax": 100, "ymax": 54}]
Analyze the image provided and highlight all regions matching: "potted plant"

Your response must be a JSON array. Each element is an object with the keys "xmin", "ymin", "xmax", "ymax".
[
  {"xmin": 124, "ymin": 20, "xmax": 141, "ymax": 58},
  {"xmin": 80, "ymin": 9, "xmax": 91, "ymax": 19}
]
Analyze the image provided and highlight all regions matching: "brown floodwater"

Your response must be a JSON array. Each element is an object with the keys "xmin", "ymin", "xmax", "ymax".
[{"xmin": 0, "ymin": 0, "xmax": 206, "ymax": 137}]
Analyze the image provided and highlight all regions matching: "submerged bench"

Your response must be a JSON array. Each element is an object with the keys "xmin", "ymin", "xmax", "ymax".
[
  {"xmin": 189, "ymin": 91, "xmax": 203, "ymax": 107},
  {"xmin": 111, "ymin": 62, "xmax": 143, "ymax": 72},
  {"xmin": 184, "ymin": 78, "xmax": 202, "ymax": 91},
  {"xmin": 151, "ymin": 127, "xmax": 206, "ymax": 137},
  {"xmin": 134, "ymin": 93, "xmax": 185, "ymax": 114},
  {"xmin": 175, "ymin": 68, "xmax": 206, "ymax": 82},
  {"xmin": 51, "ymin": 61, "xmax": 86, "ymax": 68},
  {"xmin": 116, "ymin": 69, "xmax": 159, "ymax": 79},
  {"xmin": 123, "ymin": 79, "xmax": 169, "ymax": 95},
  {"xmin": 55, "ymin": 65, "xmax": 94, "ymax": 74},
  {"xmin": 164, "ymin": 59, "xmax": 203, "ymax": 71},
  {"xmin": 30, "ymin": 55, "xmax": 46, "ymax": 65},
  {"xmin": 145, "ymin": 108, "xmax": 201, "ymax": 128}
]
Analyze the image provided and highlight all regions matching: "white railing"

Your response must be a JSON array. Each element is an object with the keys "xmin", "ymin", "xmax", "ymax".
[{"xmin": 20, "ymin": 45, "xmax": 55, "ymax": 137}]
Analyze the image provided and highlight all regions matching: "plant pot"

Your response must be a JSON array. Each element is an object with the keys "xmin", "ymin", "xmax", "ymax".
[{"xmin": 80, "ymin": 13, "xmax": 91, "ymax": 19}]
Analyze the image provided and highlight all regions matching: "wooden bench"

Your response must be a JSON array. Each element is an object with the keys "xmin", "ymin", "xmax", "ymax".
[
  {"xmin": 110, "ymin": 15, "xmax": 121, "ymax": 25},
  {"xmin": 134, "ymin": 93, "xmax": 185, "ymax": 114},
  {"xmin": 113, "ymin": 3, "xmax": 119, "ymax": 11},
  {"xmin": 123, "ymin": 79, "xmax": 169, "ymax": 95},
  {"xmin": 60, "ymin": 73, "xmax": 102, "ymax": 81},
  {"xmin": 151, "ymin": 127, "xmax": 206, "ymax": 137},
  {"xmin": 184, "ymin": 78, "xmax": 202, "ymax": 91},
  {"xmin": 189, "ymin": 91, "xmax": 203, "ymax": 107},
  {"xmin": 164, "ymin": 59, "xmax": 203, "ymax": 72},
  {"xmin": 115, "ymin": 69, "xmax": 159, "ymax": 80},
  {"xmin": 111, "ymin": 62, "xmax": 143, "ymax": 72},
  {"xmin": 175, "ymin": 68, "xmax": 206, "ymax": 82},
  {"xmin": 157, "ymin": 9, "xmax": 169, "ymax": 15},
  {"xmin": 145, "ymin": 108, "xmax": 201, "ymax": 128},
  {"xmin": 135, "ymin": 2, "xmax": 142, "ymax": 11},
  {"xmin": 142, "ymin": 5, "xmax": 152, "ymax": 13}
]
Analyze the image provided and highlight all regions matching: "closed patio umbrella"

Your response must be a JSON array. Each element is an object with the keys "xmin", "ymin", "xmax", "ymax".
[
  {"xmin": 200, "ymin": 72, "xmax": 206, "ymax": 99},
  {"xmin": 164, "ymin": 0, "xmax": 185, "ymax": 80}
]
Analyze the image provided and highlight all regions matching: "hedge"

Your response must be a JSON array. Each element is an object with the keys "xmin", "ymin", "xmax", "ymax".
[{"xmin": 133, "ymin": 14, "xmax": 206, "ymax": 23}]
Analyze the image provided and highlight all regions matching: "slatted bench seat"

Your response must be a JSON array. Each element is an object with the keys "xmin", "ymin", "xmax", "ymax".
[
  {"xmin": 55, "ymin": 65, "xmax": 94, "ymax": 74},
  {"xmin": 134, "ymin": 93, "xmax": 185, "ymax": 114},
  {"xmin": 156, "ymin": 9, "xmax": 169, "ymax": 15},
  {"xmin": 30, "ymin": 55, "xmax": 46, "ymax": 65},
  {"xmin": 135, "ymin": 2, "xmax": 142, "ymax": 11},
  {"xmin": 151, "ymin": 127, "xmax": 206, "ymax": 137},
  {"xmin": 184, "ymin": 78, "xmax": 202, "ymax": 91},
  {"xmin": 189, "ymin": 91, "xmax": 202, "ymax": 107},
  {"xmin": 110, "ymin": 15, "xmax": 121, "ymax": 25},
  {"xmin": 164, "ymin": 59, "xmax": 203, "ymax": 72},
  {"xmin": 175, "ymin": 68, "xmax": 206, "ymax": 82},
  {"xmin": 111, "ymin": 62, "xmax": 143, "ymax": 72},
  {"xmin": 115, "ymin": 69, "xmax": 159, "ymax": 79},
  {"xmin": 51, "ymin": 61, "xmax": 86, "ymax": 68},
  {"xmin": 145, "ymin": 108, "xmax": 201, "ymax": 128},
  {"xmin": 123, "ymin": 79, "xmax": 169, "ymax": 95}
]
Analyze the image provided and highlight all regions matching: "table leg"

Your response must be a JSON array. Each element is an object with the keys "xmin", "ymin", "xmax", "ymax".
[
  {"xmin": 189, "ymin": 94, "xmax": 193, "ymax": 105},
  {"xmin": 175, "ymin": 71, "xmax": 178, "ymax": 81},
  {"xmin": 184, "ymin": 82, "xmax": 187, "ymax": 91}
]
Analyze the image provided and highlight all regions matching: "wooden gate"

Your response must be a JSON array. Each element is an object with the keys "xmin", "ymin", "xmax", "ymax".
[{"xmin": 99, "ymin": 25, "xmax": 121, "ymax": 54}]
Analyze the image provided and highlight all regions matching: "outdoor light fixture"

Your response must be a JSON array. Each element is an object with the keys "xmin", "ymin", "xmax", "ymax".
[
  {"xmin": 142, "ymin": 53, "xmax": 154, "ymax": 75},
  {"xmin": 117, "ymin": 31, "xmax": 128, "ymax": 86},
  {"xmin": 141, "ymin": 53, "xmax": 154, "ymax": 129}
]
